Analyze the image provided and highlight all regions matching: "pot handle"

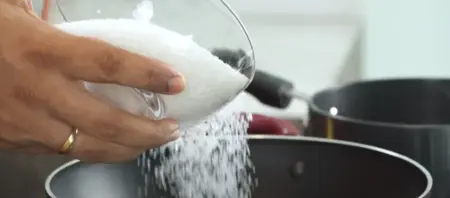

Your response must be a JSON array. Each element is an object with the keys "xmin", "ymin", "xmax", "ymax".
[
  {"xmin": 245, "ymin": 70, "xmax": 313, "ymax": 136},
  {"xmin": 246, "ymin": 70, "xmax": 310, "ymax": 109}
]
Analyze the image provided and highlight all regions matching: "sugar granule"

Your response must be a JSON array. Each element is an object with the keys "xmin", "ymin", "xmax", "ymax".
[{"xmin": 138, "ymin": 110, "xmax": 257, "ymax": 198}]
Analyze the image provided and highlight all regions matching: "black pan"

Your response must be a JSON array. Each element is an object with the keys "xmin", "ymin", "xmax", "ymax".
[
  {"xmin": 45, "ymin": 136, "xmax": 432, "ymax": 198},
  {"xmin": 306, "ymin": 79, "xmax": 450, "ymax": 198},
  {"xmin": 244, "ymin": 75, "xmax": 450, "ymax": 198}
]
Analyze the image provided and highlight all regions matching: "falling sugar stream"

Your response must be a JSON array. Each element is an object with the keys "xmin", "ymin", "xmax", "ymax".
[{"xmin": 137, "ymin": 110, "xmax": 257, "ymax": 198}]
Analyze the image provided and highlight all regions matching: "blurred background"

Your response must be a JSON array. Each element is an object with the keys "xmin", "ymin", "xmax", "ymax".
[{"xmin": 30, "ymin": 0, "xmax": 450, "ymax": 119}]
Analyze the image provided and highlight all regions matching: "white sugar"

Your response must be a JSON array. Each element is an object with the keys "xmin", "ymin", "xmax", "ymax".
[
  {"xmin": 140, "ymin": 110, "xmax": 257, "ymax": 198},
  {"xmin": 55, "ymin": 19, "xmax": 249, "ymax": 127}
]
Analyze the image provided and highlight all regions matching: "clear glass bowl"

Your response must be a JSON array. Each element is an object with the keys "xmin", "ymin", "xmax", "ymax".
[{"xmin": 52, "ymin": 0, "xmax": 255, "ymax": 125}]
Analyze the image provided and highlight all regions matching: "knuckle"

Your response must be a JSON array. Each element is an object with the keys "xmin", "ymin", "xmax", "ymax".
[
  {"xmin": 12, "ymin": 84, "xmax": 42, "ymax": 106},
  {"xmin": 11, "ymin": 74, "xmax": 66, "ymax": 108},
  {"xmin": 147, "ymin": 124, "xmax": 167, "ymax": 139},
  {"xmin": 0, "ymin": 124, "xmax": 33, "ymax": 147},
  {"xmin": 145, "ymin": 67, "xmax": 159, "ymax": 83},
  {"xmin": 21, "ymin": 47, "xmax": 68, "ymax": 69},
  {"xmin": 144, "ymin": 67, "xmax": 169, "ymax": 90},
  {"xmin": 91, "ymin": 114, "xmax": 125, "ymax": 141},
  {"xmin": 94, "ymin": 48, "xmax": 123, "ymax": 79}
]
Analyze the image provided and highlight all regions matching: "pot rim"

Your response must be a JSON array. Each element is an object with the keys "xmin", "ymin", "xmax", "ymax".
[
  {"xmin": 45, "ymin": 135, "xmax": 433, "ymax": 198},
  {"xmin": 310, "ymin": 77, "xmax": 450, "ymax": 129}
]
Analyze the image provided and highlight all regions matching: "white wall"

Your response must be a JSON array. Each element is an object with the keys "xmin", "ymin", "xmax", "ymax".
[
  {"xmin": 226, "ymin": 0, "xmax": 361, "ymax": 15},
  {"xmin": 363, "ymin": 0, "xmax": 450, "ymax": 79}
]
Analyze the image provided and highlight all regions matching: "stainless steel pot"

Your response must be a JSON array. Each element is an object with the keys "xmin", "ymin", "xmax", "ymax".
[{"xmin": 45, "ymin": 136, "xmax": 432, "ymax": 198}]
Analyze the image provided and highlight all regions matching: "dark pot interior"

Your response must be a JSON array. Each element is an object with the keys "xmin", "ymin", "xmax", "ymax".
[{"xmin": 46, "ymin": 136, "xmax": 432, "ymax": 198}]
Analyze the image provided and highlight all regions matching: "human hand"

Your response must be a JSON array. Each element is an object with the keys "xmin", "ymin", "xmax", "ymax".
[{"xmin": 0, "ymin": 0, "xmax": 185, "ymax": 163}]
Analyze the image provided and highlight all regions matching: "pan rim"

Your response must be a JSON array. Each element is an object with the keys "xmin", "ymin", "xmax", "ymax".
[
  {"xmin": 45, "ymin": 135, "xmax": 433, "ymax": 198},
  {"xmin": 310, "ymin": 77, "xmax": 450, "ymax": 129}
]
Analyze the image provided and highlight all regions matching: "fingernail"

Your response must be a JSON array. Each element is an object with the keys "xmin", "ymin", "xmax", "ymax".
[
  {"xmin": 169, "ymin": 121, "xmax": 179, "ymax": 132},
  {"xmin": 168, "ymin": 75, "xmax": 185, "ymax": 94}
]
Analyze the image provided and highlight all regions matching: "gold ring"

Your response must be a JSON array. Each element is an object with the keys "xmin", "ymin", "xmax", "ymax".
[{"xmin": 58, "ymin": 127, "xmax": 79, "ymax": 154}]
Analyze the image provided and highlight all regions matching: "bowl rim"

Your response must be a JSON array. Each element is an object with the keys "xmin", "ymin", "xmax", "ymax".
[
  {"xmin": 45, "ymin": 135, "xmax": 433, "ymax": 198},
  {"xmin": 310, "ymin": 77, "xmax": 450, "ymax": 129}
]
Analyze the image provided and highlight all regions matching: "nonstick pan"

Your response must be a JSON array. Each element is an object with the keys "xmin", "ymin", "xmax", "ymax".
[
  {"xmin": 306, "ymin": 79, "xmax": 450, "ymax": 198},
  {"xmin": 244, "ymin": 74, "xmax": 450, "ymax": 198},
  {"xmin": 45, "ymin": 136, "xmax": 432, "ymax": 198}
]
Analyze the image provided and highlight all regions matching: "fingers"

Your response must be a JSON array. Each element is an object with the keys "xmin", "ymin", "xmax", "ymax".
[
  {"xmin": 14, "ymin": 146, "xmax": 54, "ymax": 155},
  {"xmin": 24, "ymin": 113, "xmax": 142, "ymax": 162},
  {"xmin": 0, "ymin": 122, "xmax": 56, "ymax": 155},
  {"xmin": 33, "ymin": 33, "xmax": 185, "ymax": 94},
  {"xmin": 47, "ymin": 80, "xmax": 180, "ymax": 149},
  {"xmin": 0, "ymin": 99, "xmax": 143, "ymax": 161},
  {"xmin": 0, "ymin": 141, "xmax": 18, "ymax": 150},
  {"xmin": 27, "ymin": 114, "xmax": 150, "ymax": 163},
  {"xmin": 69, "ymin": 132, "xmax": 143, "ymax": 163},
  {"xmin": 0, "ymin": 139, "xmax": 52, "ymax": 154}
]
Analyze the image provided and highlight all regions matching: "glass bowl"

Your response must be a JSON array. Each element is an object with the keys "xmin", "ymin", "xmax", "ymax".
[{"xmin": 52, "ymin": 0, "xmax": 255, "ymax": 126}]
